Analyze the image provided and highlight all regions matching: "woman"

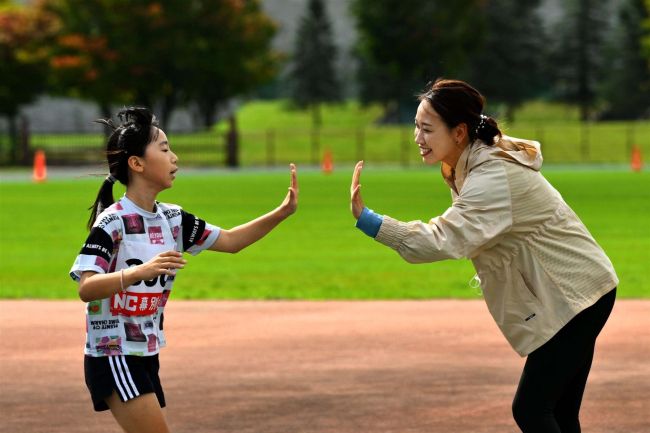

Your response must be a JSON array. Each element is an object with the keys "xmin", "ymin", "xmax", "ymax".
[
  {"xmin": 70, "ymin": 107, "xmax": 298, "ymax": 433},
  {"xmin": 350, "ymin": 79, "xmax": 617, "ymax": 433}
]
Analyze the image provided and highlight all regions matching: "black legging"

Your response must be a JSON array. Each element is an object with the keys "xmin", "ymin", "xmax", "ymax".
[{"xmin": 512, "ymin": 288, "xmax": 616, "ymax": 433}]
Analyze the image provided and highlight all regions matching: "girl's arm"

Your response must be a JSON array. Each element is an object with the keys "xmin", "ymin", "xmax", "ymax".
[
  {"xmin": 209, "ymin": 164, "xmax": 298, "ymax": 253},
  {"xmin": 78, "ymin": 251, "xmax": 186, "ymax": 302}
]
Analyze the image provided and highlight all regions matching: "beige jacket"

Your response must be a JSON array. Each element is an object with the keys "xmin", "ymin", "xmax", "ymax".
[{"xmin": 375, "ymin": 136, "xmax": 618, "ymax": 356}]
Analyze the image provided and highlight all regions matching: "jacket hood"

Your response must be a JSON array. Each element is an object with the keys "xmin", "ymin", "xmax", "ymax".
[
  {"xmin": 442, "ymin": 136, "xmax": 543, "ymax": 193},
  {"xmin": 490, "ymin": 135, "xmax": 543, "ymax": 170}
]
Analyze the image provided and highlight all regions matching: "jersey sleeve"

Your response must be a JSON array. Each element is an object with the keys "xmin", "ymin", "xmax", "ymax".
[
  {"xmin": 69, "ymin": 212, "xmax": 121, "ymax": 282},
  {"xmin": 180, "ymin": 209, "xmax": 221, "ymax": 255}
]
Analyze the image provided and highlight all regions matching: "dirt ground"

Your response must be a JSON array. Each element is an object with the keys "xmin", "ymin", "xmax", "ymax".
[{"xmin": 0, "ymin": 300, "xmax": 648, "ymax": 433}]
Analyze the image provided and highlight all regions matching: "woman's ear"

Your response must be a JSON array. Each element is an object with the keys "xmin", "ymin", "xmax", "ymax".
[
  {"xmin": 454, "ymin": 123, "xmax": 469, "ymax": 145},
  {"xmin": 127, "ymin": 155, "xmax": 145, "ymax": 173}
]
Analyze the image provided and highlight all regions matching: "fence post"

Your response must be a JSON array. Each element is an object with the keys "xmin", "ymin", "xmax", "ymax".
[
  {"xmin": 356, "ymin": 127, "xmax": 365, "ymax": 162},
  {"xmin": 266, "ymin": 129, "xmax": 275, "ymax": 167},
  {"xmin": 580, "ymin": 122, "xmax": 590, "ymax": 162},
  {"xmin": 225, "ymin": 115, "xmax": 239, "ymax": 168},
  {"xmin": 19, "ymin": 115, "xmax": 31, "ymax": 166},
  {"xmin": 311, "ymin": 127, "xmax": 320, "ymax": 166}
]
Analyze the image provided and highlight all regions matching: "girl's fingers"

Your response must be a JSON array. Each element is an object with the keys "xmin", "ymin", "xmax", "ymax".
[
  {"xmin": 289, "ymin": 163, "xmax": 297, "ymax": 189},
  {"xmin": 159, "ymin": 250, "xmax": 183, "ymax": 258}
]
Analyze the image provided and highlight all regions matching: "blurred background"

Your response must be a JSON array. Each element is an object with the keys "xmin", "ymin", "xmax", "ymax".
[{"xmin": 1, "ymin": 0, "xmax": 649, "ymax": 168}]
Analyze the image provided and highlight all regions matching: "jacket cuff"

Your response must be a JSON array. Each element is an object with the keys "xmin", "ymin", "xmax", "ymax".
[
  {"xmin": 355, "ymin": 207, "xmax": 383, "ymax": 238},
  {"xmin": 375, "ymin": 215, "xmax": 409, "ymax": 250}
]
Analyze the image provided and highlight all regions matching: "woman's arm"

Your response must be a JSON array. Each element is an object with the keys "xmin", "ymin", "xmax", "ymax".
[
  {"xmin": 209, "ymin": 164, "xmax": 298, "ymax": 253},
  {"xmin": 350, "ymin": 160, "xmax": 513, "ymax": 263},
  {"xmin": 78, "ymin": 251, "xmax": 186, "ymax": 302}
]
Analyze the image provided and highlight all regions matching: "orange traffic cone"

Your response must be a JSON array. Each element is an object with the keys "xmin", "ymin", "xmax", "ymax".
[
  {"xmin": 631, "ymin": 145, "xmax": 643, "ymax": 172},
  {"xmin": 322, "ymin": 149, "xmax": 333, "ymax": 174},
  {"xmin": 32, "ymin": 149, "xmax": 47, "ymax": 182}
]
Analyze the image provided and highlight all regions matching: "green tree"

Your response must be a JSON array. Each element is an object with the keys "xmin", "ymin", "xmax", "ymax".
[
  {"xmin": 550, "ymin": 0, "xmax": 611, "ymax": 121},
  {"xmin": 42, "ymin": 0, "xmax": 187, "ymax": 124},
  {"xmin": 601, "ymin": 0, "xmax": 650, "ymax": 119},
  {"xmin": 642, "ymin": 0, "xmax": 650, "ymax": 67},
  {"xmin": 182, "ymin": 0, "xmax": 279, "ymax": 128},
  {"xmin": 466, "ymin": 0, "xmax": 548, "ymax": 122},
  {"xmin": 0, "ymin": 0, "xmax": 56, "ymax": 163},
  {"xmin": 289, "ymin": 0, "xmax": 342, "ymax": 128},
  {"xmin": 42, "ymin": 0, "xmax": 279, "ymax": 130},
  {"xmin": 352, "ymin": 0, "xmax": 484, "ymax": 123}
]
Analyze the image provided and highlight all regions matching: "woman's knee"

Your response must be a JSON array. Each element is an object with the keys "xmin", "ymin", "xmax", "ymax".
[
  {"xmin": 512, "ymin": 394, "xmax": 558, "ymax": 433},
  {"xmin": 512, "ymin": 394, "xmax": 530, "ymax": 428}
]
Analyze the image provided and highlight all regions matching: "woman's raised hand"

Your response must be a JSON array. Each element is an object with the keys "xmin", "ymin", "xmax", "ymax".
[
  {"xmin": 279, "ymin": 163, "xmax": 299, "ymax": 217},
  {"xmin": 350, "ymin": 161, "xmax": 365, "ymax": 219}
]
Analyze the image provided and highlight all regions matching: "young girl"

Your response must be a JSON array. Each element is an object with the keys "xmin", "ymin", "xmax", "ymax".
[
  {"xmin": 70, "ymin": 107, "xmax": 298, "ymax": 433},
  {"xmin": 350, "ymin": 79, "xmax": 617, "ymax": 432}
]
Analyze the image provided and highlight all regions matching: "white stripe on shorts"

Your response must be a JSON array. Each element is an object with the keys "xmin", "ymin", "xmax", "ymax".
[
  {"xmin": 108, "ymin": 356, "xmax": 130, "ymax": 401},
  {"xmin": 118, "ymin": 356, "xmax": 140, "ymax": 398}
]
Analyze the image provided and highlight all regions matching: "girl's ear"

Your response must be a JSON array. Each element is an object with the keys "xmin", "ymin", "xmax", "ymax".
[{"xmin": 127, "ymin": 155, "xmax": 145, "ymax": 173}]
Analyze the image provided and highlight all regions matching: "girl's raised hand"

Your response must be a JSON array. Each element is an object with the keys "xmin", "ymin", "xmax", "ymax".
[
  {"xmin": 350, "ymin": 160, "xmax": 365, "ymax": 219},
  {"xmin": 279, "ymin": 163, "xmax": 299, "ymax": 217}
]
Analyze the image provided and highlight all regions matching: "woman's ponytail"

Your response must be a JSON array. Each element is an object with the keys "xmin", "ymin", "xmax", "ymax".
[{"xmin": 473, "ymin": 114, "xmax": 501, "ymax": 146}]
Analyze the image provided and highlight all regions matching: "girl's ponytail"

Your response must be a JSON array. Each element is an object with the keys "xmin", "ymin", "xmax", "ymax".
[{"xmin": 87, "ymin": 175, "xmax": 117, "ymax": 230}]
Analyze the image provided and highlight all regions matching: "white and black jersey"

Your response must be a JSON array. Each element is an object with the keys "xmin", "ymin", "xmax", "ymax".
[{"xmin": 70, "ymin": 195, "xmax": 220, "ymax": 357}]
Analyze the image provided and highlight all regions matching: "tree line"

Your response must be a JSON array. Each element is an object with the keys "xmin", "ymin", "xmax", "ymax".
[
  {"xmin": 1, "ymin": 0, "xmax": 649, "ymax": 163},
  {"xmin": 352, "ymin": 0, "xmax": 649, "ymax": 123}
]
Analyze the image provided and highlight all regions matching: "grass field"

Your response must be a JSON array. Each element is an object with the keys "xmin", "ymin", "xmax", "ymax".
[
  {"xmin": 24, "ymin": 100, "xmax": 650, "ymax": 166},
  {"xmin": 0, "ymin": 167, "xmax": 648, "ymax": 299}
]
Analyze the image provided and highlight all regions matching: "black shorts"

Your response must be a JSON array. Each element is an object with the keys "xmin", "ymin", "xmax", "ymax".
[{"xmin": 84, "ymin": 354, "xmax": 166, "ymax": 412}]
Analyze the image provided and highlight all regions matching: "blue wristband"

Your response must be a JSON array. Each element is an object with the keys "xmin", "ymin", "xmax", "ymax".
[{"xmin": 355, "ymin": 207, "xmax": 383, "ymax": 238}]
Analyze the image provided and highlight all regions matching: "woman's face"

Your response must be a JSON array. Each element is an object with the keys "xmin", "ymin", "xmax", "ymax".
[{"xmin": 414, "ymin": 100, "xmax": 466, "ymax": 167}]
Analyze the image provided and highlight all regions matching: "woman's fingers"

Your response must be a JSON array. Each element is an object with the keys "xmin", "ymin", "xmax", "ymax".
[
  {"xmin": 351, "ymin": 183, "xmax": 364, "ymax": 219},
  {"xmin": 351, "ymin": 184, "xmax": 361, "ymax": 200},
  {"xmin": 351, "ymin": 160, "xmax": 364, "ymax": 193}
]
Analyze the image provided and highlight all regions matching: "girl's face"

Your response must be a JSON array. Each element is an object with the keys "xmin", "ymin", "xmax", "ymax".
[
  {"xmin": 414, "ymin": 100, "xmax": 467, "ymax": 167},
  {"xmin": 138, "ymin": 128, "xmax": 178, "ymax": 190}
]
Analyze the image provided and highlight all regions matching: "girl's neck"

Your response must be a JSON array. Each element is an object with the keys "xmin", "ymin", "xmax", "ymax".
[{"xmin": 125, "ymin": 188, "xmax": 158, "ymax": 213}]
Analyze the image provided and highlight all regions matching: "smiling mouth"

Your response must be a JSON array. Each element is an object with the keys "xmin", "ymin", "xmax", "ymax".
[{"xmin": 419, "ymin": 146, "xmax": 432, "ymax": 157}]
